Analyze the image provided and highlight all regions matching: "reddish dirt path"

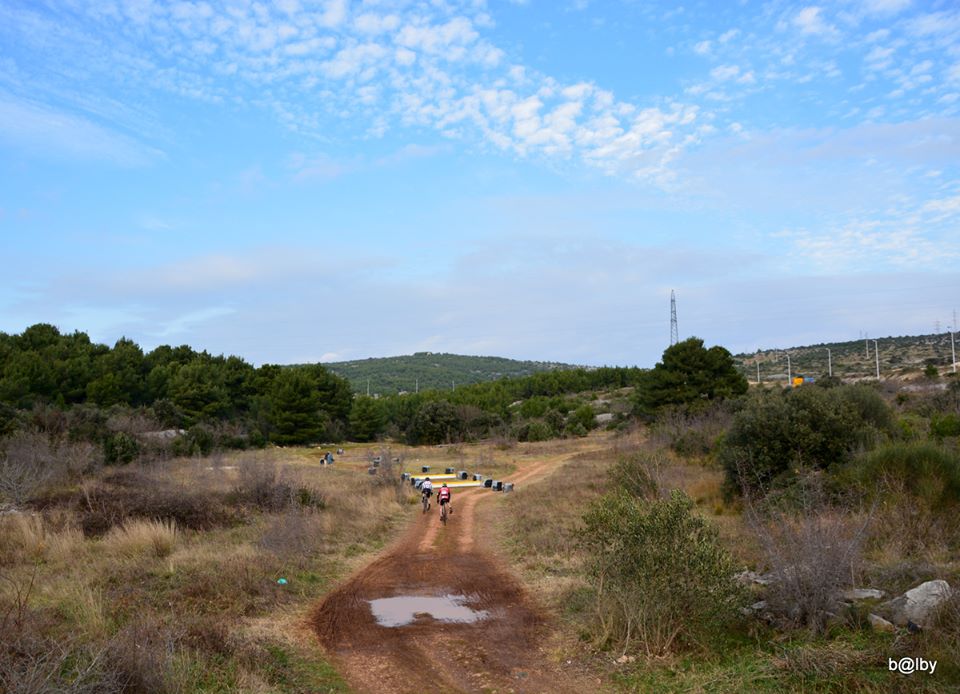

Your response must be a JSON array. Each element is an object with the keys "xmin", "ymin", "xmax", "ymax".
[{"xmin": 310, "ymin": 448, "xmax": 602, "ymax": 693}]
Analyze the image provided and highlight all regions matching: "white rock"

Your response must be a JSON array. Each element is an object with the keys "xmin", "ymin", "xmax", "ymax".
[{"xmin": 883, "ymin": 580, "xmax": 952, "ymax": 628}]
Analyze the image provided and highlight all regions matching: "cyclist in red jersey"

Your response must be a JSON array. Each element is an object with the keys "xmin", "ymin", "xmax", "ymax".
[{"xmin": 437, "ymin": 483, "xmax": 452, "ymax": 517}]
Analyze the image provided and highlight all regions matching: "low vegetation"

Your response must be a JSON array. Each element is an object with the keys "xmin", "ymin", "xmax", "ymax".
[
  {"xmin": 496, "ymin": 345, "xmax": 959, "ymax": 691},
  {"xmin": 1, "ymin": 448, "xmax": 408, "ymax": 693}
]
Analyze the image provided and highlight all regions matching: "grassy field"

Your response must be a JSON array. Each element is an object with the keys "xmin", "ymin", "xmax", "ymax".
[
  {"xmin": 4, "ymin": 423, "xmax": 959, "ymax": 692},
  {"xmin": 0, "ymin": 440, "xmax": 528, "ymax": 692}
]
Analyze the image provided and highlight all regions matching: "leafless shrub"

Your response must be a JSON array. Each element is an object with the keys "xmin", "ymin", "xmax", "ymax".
[
  {"xmin": 234, "ymin": 457, "xmax": 295, "ymax": 511},
  {"xmin": 258, "ymin": 507, "xmax": 324, "ymax": 563},
  {"xmin": 649, "ymin": 402, "xmax": 734, "ymax": 458},
  {"xmin": 607, "ymin": 446, "xmax": 669, "ymax": 499},
  {"xmin": 75, "ymin": 469, "xmax": 236, "ymax": 536},
  {"xmin": 368, "ymin": 447, "xmax": 407, "ymax": 503},
  {"xmin": 745, "ymin": 474, "xmax": 872, "ymax": 633},
  {"xmin": 62, "ymin": 441, "xmax": 100, "ymax": 479},
  {"xmin": 105, "ymin": 411, "xmax": 162, "ymax": 436},
  {"xmin": 103, "ymin": 618, "xmax": 183, "ymax": 694},
  {"xmin": 0, "ymin": 432, "xmax": 64, "ymax": 506}
]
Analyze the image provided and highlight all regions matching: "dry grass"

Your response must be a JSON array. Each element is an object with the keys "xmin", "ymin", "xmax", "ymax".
[
  {"xmin": 44, "ymin": 526, "xmax": 86, "ymax": 564},
  {"xmin": 102, "ymin": 518, "xmax": 178, "ymax": 558},
  {"xmin": 0, "ymin": 512, "xmax": 48, "ymax": 564},
  {"xmin": 0, "ymin": 443, "xmax": 419, "ymax": 692},
  {"xmin": 59, "ymin": 582, "xmax": 108, "ymax": 637}
]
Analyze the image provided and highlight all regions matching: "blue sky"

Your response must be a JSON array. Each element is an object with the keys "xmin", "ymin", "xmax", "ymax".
[{"xmin": 1, "ymin": 0, "xmax": 958, "ymax": 367}]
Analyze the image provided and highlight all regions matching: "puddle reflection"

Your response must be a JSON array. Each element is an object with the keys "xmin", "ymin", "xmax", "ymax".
[{"xmin": 369, "ymin": 594, "xmax": 489, "ymax": 627}]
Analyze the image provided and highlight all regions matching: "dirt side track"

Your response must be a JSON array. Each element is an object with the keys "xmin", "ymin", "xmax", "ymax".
[{"xmin": 310, "ymin": 452, "xmax": 601, "ymax": 694}]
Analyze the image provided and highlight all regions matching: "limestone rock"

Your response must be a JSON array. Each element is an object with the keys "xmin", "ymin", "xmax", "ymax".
[{"xmin": 882, "ymin": 580, "xmax": 952, "ymax": 628}]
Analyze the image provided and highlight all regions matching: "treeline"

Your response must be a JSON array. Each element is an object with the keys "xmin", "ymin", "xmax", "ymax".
[
  {"xmin": 0, "ymin": 324, "xmax": 352, "ymax": 452},
  {"xmin": 324, "ymin": 352, "xmax": 580, "ymax": 395},
  {"xmin": 354, "ymin": 365, "xmax": 644, "ymax": 444},
  {"xmin": 0, "ymin": 324, "xmax": 643, "ymax": 462}
]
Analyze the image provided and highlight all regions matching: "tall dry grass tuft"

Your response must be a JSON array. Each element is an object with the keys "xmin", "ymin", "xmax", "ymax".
[
  {"xmin": 44, "ymin": 526, "xmax": 86, "ymax": 564},
  {"xmin": 0, "ymin": 512, "xmax": 47, "ymax": 563},
  {"xmin": 103, "ymin": 518, "xmax": 178, "ymax": 558},
  {"xmin": 60, "ymin": 582, "xmax": 109, "ymax": 637}
]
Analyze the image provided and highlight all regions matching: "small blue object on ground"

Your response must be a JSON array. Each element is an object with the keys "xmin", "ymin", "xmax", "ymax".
[{"xmin": 277, "ymin": 578, "xmax": 288, "ymax": 585}]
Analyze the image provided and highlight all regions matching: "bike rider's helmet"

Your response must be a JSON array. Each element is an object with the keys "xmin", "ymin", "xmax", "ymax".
[
  {"xmin": 441, "ymin": 482, "xmax": 447, "ymax": 487},
  {"xmin": 425, "ymin": 477, "xmax": 430, "ymax": 480}
]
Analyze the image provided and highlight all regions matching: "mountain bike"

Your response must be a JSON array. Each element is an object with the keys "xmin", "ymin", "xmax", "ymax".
[{"xmin": 440, "ymin": 501, "xmax": 448, "ymax": 526}]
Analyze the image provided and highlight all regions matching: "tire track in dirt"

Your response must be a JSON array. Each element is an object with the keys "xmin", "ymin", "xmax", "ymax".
[{"xmin": 309, "ymin": 445, "xmax": 605, "ymax": 694}]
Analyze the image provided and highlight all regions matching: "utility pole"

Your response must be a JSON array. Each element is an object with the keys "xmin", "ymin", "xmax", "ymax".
[
  {"xmin": 756, "ymin": 360, "xmax": 761, "ymax": 385},
  {"xmin": 415, "ymin": 378, "xmax": 419, "ymax": 394},
  {"xmin": 785, "ymin": 352, "xmax": 792, "ymax": 386},
  {"xmin": 670, "ymin": 290, "xmax": 679, "ymax": 346},
  {"xmin": 873, "ymin": 339, "xmax": 880, "ymax": 379},
  {"xmin": 865, "ymin": 333, "xmax": 869, "ymax": 359},
  {"xmin": 826, "ymin": 348, "xmax": 832, "ymax": 377},
  {"xmin": 951, "ymin": 331, "xmax": 957, "ymax": 374},
  {"xmin": 366, "ymin": 378, "xmax": 370, "ymax": 397}
]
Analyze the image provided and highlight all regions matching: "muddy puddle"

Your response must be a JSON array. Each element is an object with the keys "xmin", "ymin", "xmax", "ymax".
[{"xmin": 368, "ymin": 595, "xmax": 489, "ymax": 627}]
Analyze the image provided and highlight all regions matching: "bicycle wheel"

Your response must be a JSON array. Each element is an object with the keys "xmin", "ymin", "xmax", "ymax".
[{"xmin": 441, "ymin": 503, "xmax": 447, "ymax": 525}]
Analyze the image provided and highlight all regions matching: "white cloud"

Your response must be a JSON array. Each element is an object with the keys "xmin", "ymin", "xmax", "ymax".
[
  {"xmin": 719, "ymin": 29, "xmax": 739, "ymax": 43},
  {"xmin": 793, "ymin": 6, "xmax": 837, "ymax": 37},
  {"xmin": 693, "ymin": 40, "xmax": 711, "ymax": 55},
  {"xmin": 0, "ymin": 94, "xmax": 162, "ymax": 166},
  {"xmin": 710, "ymin": 64, "xmax": 741, "ymax": 81}
]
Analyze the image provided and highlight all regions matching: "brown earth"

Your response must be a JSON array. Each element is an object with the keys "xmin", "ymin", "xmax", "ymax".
[{"xmin": 310, "ymin": 448, "xmax": 604, "ymax": 694}]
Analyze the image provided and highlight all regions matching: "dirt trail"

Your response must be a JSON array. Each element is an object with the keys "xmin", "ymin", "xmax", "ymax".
[{"xmin": 310, "ymin": 447, "xmax": 602, "ymax": 694}]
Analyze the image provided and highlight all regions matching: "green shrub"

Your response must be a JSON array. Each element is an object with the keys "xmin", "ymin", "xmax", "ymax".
[
  {"xmin": 103, "ymin": 432, "xmax": 139, "ymax": 465},
  {"xmin": 931, "ymin": 413, "xmax": 960, "ymax": 439},
  {"xmin": 568, "ymin": 404, "xmax": 596, "ymax": 432},
  {"xmin": 581, "ymin": 490, "xmax": 743, "ymax": 656},
  {"xmin": 720, "ymin": 385, "xmax": 892, "ymax": 497},
  {"xmin": 841, "ymin": 442, "xmax": 960, "ymax": 509},
  {"xmin": 523, "ymin": 420, "xmax": 554, "ymax": 442}
]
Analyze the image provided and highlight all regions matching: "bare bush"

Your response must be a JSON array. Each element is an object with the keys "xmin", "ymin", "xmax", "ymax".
[
  {"xmin": 259, "ymin": 507, "xmax": 324, "ymax": 563},
  {"xmin": 745, "ymin": 477, "xmax": 871, "ymax": 633},
  {"xmin": 76, "ymin": 469, "xmax": 236, "ymax": 536},
  {"xmin": 649, "ymin": 403, "xmax": 734, "ymax": 458},
  {"xmin": 103, "ymin": 618, "xmax": 183, "ymax": 693},
  {"xmin": 607, "ymin": 446, "xmax": 669, "ymax": 499},
  {"xmin": 105, "ymin": 410, "xmax": 162, "ymax": 437},
  {"xmin": 62, "ymin": 441, "xmax": 100, "ymax": 479},
  {"xmin": 369, "ymin": 447, "xmax": 407, "ymax": 504},
  {"xmin": 234, "ymin": 457, "xmax": 294, "ymax": 511},
  {"xmin": 0, "ymin": 432, "xmax": 64, "ymax": 506}
]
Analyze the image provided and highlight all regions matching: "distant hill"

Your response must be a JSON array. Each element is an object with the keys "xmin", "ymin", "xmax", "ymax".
[
  {"xmin": 734, "ymin": 332, "xmax": 957, "ymax": 382},
  {"xmin": 322, "ymin": 352, "xmax": 584, "ymax": 395}
]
